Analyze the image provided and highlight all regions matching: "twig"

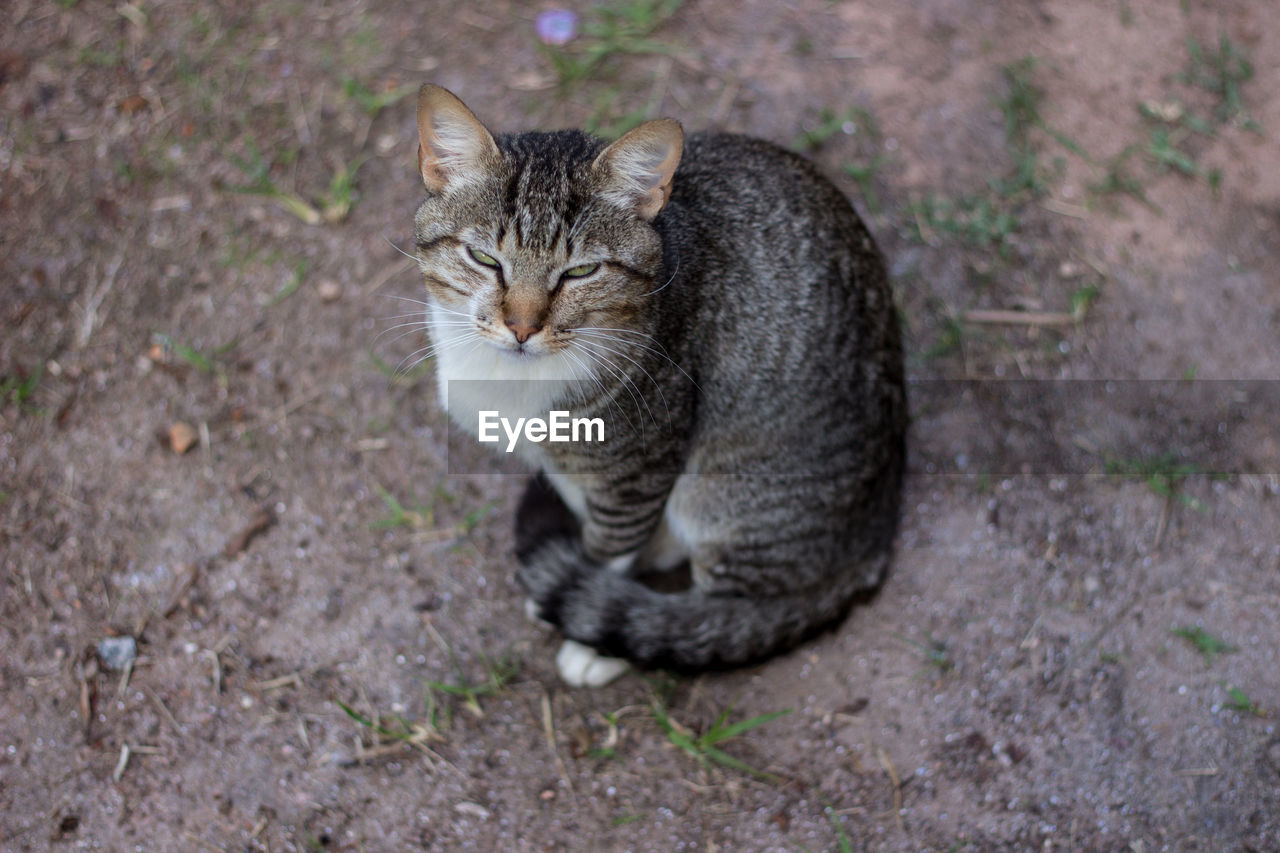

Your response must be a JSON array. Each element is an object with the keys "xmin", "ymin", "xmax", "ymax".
[
  {"xmin": 237, "ymin": 390, "xmax": 326, "ymax": 437},
  {"xmin": 335, "ymin": 738, "xmax": 443, "ymax": 766},
  {"xmin": 223, "ymin": 506, "xmax": 277, "ymax": 559},
  {"xmin": 76, "ymin": 250, "xmax": 124, "ymax": 349},
  {"xmin": 876, "ymin": 747, "xmax": 906, "ymax": 834},
  {"xmin": 203, "ymin": 649, "xmax": 222, "ymax": 696},
  {"xmin": 911, "ymin": 201, "xmax": 936, "ymax": 246},
  {"xmin": 963, "ymin": 309, "xmax": 1077, "ymax": 327},
  {"xmin": 249, "ymin": 672, "xmax": 302, "ymax": 691},
  {"xmin": 541, "ymin": 690, "xmax": 576, "ymax": 802},
  {"xmin": 147, "ymin": 687, "xmax": 186, "ymax": 738},
  {"xmin": 159, "ymin": 561, "xmax": 200, "ymax": 618},
  {"xmin": 112, "ymin": 743, "xmax": 131, "ymax": 782},
  {"xmin": 79, "ymin": 676, "xmax": 93, "ymax": 738},
  {"xmin": 1153, "ymin": 491, "xmax": 1173, "ymax": 550},
  {"xmin": 182, "ymin": 833, "xmax": 227, "ymax": 852},
  {"xmin": 1040, "ymin": 199, "xmax": 1090, "ymax": 219},
  {"xmin": 711, "ymin": 79, "xmax": 739, "ymax": 123},
  {"xmin": 199, "ymin": 420, "xmax": 212, "ymax": 467},
  {"xmin": 295, "ymin": 713, "xmax": 310, "ymax": 751},
  {"xmin": 114, "ymin": 660, "xmax": 133, "ymax": 702}
]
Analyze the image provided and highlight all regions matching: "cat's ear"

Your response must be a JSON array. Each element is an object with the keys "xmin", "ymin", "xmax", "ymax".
[
  {"xmin": 592, "ymin": 119, "xmax": 684, "ymax": 220},
  {"xmin": 416, "ymin": 85, "xmax": 499, "ymax": 192}
]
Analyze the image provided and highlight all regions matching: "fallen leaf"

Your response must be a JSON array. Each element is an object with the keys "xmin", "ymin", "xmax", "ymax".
[
  {"xmin": 117, "ymin": 95, "xmax": 149, "ymax": 115},
  {"xmin": 0, "ymin": 52, "xmax": 27, "ymax": 87},
  {"xmin": 223, "ymin": 506, "xmax": 276, "ymax": 558}
]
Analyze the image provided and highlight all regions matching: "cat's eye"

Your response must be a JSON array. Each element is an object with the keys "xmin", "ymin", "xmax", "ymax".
[
  {"xmin": 563, "ymin": 262, "xmax": 600, "ymax": 279},
  {"xmin": 468, "ymin": 247, "xmax": 500, "ymax": 268}
]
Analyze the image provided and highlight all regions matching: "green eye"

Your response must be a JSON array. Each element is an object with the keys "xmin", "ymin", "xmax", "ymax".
[
  {"xmin": 563, "ymin": 262, "xmax": 600, "ymax": 278},
  {"xmin": 468, "ymin": 247, "xmax": 500, "ymax": 268}
]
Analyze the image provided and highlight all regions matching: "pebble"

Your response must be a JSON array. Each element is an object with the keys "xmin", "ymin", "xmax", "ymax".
[
  {"xmin": 97, "ymin": 636, "xmax": 137, "ymax": 670},
  {"xmin": 318, "ymin": 280, "xmax": 342, "ymax": 302},
  {"xmin": 169, "ymin": 421, "xmax": 198, "ymax": 454}
]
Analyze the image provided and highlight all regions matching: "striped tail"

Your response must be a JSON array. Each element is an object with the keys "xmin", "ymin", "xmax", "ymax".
[{"xmin": 517, "ymin": 535, "xmax": 884, "ymax": 673}]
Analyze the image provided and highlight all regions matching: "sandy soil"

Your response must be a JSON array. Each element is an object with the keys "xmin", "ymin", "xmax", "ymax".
[{"xmin": 3, "ymin": 0, "xmax": 1279, "ymax": 850}]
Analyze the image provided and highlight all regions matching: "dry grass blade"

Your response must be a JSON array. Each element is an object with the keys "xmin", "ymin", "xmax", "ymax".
[
  {"xmin": 877, "ymin": 747, "xmax": 906, "ymax": 833},
  {"xmin": 962, "ymin": 309, "xmax": 1077, "ymax": 327}
]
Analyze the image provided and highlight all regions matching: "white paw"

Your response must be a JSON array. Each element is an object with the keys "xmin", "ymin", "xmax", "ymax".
[
  {"xmin": 524, "ymin": 597, "xmax": 548, "ymax": 624},
  {"xmin": 555, "ymin": 639, "xmax": 630, "ymax": 687},
  {"xmin": 606, "ymin": 551, "xmax": 638, "ymax": 573}
]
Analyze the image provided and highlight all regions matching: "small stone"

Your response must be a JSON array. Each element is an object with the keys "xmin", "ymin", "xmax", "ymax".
[
  {"xmin": 169, "ymin": 422, "xmax": 198, "ymax": 454},
  {"xmin": 317, "ymin": 280, "xmax": 342, "ymax": 302},
  {"xmin": 97, "ymin": 636, "xmax": 137, "ymax": 671},
  {"xmin": 454, "ymin": 802, "xmax": 490, "ymax": 820}
]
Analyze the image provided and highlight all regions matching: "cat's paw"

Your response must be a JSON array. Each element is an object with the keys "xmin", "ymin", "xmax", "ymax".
[
  {"xmin": 524, "ymin": 597, "xmax": 553, "ymax": 625},
  {"xmin": 555, "ymin": 639, "xmax": 629, "ymax": 687},
  {"xmin": 605, "ymin": 551, "xmax": 638, "ymax": 573}
]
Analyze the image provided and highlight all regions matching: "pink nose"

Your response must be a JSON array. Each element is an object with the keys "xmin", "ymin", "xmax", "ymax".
[{"xmin": 506, "ymin": 320, "xmax": 541, "ymax": 343}]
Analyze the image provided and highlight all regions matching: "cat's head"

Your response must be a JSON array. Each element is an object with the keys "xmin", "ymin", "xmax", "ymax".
[{"xmin": 412, "ymin": 85, "xmax": 683, "ymax": 359}]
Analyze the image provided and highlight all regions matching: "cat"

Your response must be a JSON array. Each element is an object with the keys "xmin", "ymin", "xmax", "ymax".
[{"xmin": 412, "ymin": 84, "xmax": 905, "ymax": 686}]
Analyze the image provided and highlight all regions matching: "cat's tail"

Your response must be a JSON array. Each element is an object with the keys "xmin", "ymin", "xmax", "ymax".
[{"xmin": 518, "ymin": 537, "xmax": 883, "ymax": 673}]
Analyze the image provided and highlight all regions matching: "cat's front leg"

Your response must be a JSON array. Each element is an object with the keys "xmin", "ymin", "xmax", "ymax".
[{"xmin": 578, "ymin": 482, "xmax": 670, "ymax": 574}]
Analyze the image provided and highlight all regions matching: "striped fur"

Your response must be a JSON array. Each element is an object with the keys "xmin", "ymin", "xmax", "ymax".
[{"xmin": 413, "ymin": 86, "xmax": 905, "ymax": 679}]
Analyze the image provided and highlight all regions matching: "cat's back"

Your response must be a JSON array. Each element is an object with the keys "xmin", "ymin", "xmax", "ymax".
[
  {"xmin": 659, "ymin": 131, "xmax": 894, "ymax": 380},
  {"xmin": 669, "ymin": 131, "xmax": 867, "ymax": 243}
]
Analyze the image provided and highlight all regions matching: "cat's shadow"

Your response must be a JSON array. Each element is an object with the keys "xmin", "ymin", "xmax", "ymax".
[{"xmin": 514, "ymin": 472, "xmax": 692, "ymax": 593}]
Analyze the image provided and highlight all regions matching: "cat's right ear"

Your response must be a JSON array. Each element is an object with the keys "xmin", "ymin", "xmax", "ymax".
[
  {"xmin": 416, "ymin": 85, "xmax": 499, "ymax": 192},
  {"xmin": 593, "ymin": 119, "xmax": 684, "ymax": 220}
]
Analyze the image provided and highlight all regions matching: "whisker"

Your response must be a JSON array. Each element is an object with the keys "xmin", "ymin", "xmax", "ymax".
[
  {"xmin": 572, "ymin": 329, "xmax": 701, "ymax": 392},
  {"xmin": 383, "ymin": 236, "xmax": 419, "ymax": 262},
  {"xmin": 572, "ymin": 341, "xmax": 655, "ymax": 429},
  {"xmin": 568, "ymin": 347, "xmax": 641, "ymax": 433},
  {"xmin": 383, "ymin": 296, "xmax": 477, "ymax": 324},
  {"xmin": 561, "ymin": 349, "xmax": 633, "ymax": 433},
  {"xmin": 374, "ymin": 317, "xmax": 475, "ymax": 349},
  {"xmin": 374, "ymin": 324, "xmax": 430, "ymax": 348},
  {"xmin": 575, "ymin": 338, "xmax": 668, "ymax": 425},
  {"xmin": 385, "ymin": 294, "xmax": 431, "ymax": 307},
  {"xmin": 565, "ymin": 348, "xmax": 615, "ymax": 406},
  {"xmin": 642, "ymin": 249, "xmax": 679, "ymax": 297},
  {"xmin": 395, "ymin": 330, "xmax": 478, "ymax": 375}
]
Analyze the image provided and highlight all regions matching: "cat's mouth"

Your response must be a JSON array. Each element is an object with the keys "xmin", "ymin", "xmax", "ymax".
[{"xmin": 499, "ymin": 336, "xmax": 545, "ymax": 359}]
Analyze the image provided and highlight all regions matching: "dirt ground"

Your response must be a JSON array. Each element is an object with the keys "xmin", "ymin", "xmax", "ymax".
[{"xmin": 3, "ymin": 0, "xmax": 1279, "ymax": 849}]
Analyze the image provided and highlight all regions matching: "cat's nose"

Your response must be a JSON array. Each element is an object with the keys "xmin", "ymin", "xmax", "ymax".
[{"xmin": 506, "ymin": 319, "xmax": 542, "ymax": 343}]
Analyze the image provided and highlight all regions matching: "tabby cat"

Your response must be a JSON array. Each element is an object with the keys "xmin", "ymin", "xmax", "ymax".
[{"xmin": 412, "ymin": 85, "xmax": 905, "ymax": 686}]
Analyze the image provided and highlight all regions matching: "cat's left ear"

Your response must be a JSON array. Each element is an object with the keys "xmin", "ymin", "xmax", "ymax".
[{"xmin": 592, "ymin": 119, "xmax": 684, "ymax": 220}]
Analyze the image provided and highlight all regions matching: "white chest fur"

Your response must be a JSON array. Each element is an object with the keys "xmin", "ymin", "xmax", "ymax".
[{"xmin": 429, "ymin": 307, "xmax": 578, "ymax": 470}]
